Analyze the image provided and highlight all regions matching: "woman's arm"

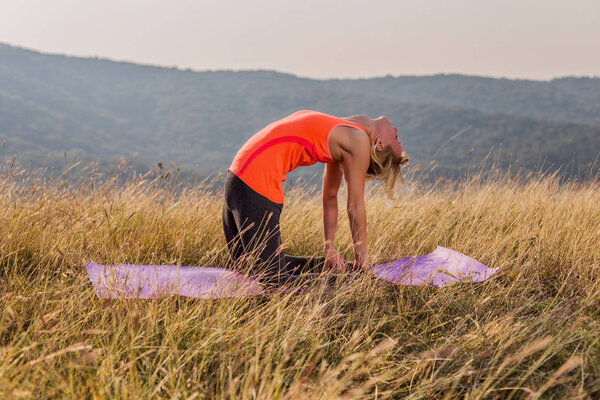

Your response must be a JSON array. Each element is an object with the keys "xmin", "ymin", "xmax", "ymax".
[
  {"xmin": 341, "ymin": 133, "xmax": 370, "ymax": 268},
  {"xmin": 322, "ymin": 161, "xmax": 345, "ymax": 270}
]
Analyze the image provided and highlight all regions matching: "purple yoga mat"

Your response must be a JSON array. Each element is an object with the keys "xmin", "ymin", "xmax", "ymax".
[
  {"xmin": 86, "ymin": 246, "xmax": 498, "ymax": 299},
  {"xmin": 370, "ymin": 246, "xmax": 498, "ymax": 286}
]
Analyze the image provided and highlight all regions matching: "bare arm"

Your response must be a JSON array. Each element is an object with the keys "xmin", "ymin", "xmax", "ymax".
[
  {"xmin": 323, "ymin": 162, "xmax": 342, "ymax": 244},
  {"xmin": 322, "ymin": 161, "xmax": 344, "ymax": 269},
  {"xmin": 340, "ymin": 131, "xmax": 370, "ymax": 268}
]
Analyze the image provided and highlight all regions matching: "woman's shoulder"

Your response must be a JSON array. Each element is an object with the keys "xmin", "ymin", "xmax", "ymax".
[{"xmin": 328, "ymin": 125, "xmax": 370, "ymax": 162}]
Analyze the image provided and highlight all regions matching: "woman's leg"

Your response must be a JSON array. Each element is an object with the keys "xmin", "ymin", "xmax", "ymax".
[
  {"xmin": 223, "ymin": 171, "xmax": 326, "ymax": 286},
  {"xmin": 234, "ymin": 202, "xmax": 283, "ymax": 284},
  {"xmin": 282, "ymin": 255, "xmax": 326, "ymax": 275},
  {"xmin": 222, "ymin": 203, "xmax": 243, "ymax": 263},
  {"xmin": 223, "ymin": 172, "xmax": 284, "ymax": 285}
]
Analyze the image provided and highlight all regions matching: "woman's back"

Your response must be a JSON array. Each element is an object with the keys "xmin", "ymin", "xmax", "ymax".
[{"xmin": 229, "ymin": 110, "xmax": 367, "ymax": 203}]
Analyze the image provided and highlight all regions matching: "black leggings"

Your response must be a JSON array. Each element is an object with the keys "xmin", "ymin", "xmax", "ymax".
[{"xmin": 222, "ymin": 172, "xmax": 325, "ymax": 286}]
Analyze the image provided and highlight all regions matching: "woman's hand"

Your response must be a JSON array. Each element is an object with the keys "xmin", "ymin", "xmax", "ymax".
[{"xmin": 324, "ymin": 243, "xmax": 346, "ymax": 272}]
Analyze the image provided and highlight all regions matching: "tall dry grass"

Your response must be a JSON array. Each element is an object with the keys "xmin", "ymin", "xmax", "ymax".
[{"xmin": 0, "ymin": 164, "xmax": 599, "ymax": 399}]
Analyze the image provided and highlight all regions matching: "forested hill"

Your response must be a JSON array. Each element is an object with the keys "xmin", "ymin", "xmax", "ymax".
[
  {"xmin": 1, "ymin": 42, "xmax": 599, "ymax": 180},
  {"xmin": 326, "ymin": 75, "xmax": 600, "ymax": 127}
]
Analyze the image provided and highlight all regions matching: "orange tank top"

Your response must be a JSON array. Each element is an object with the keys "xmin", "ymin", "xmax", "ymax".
[{"xmin": 229, "ymin": 110, "xmax": 368, "ymax": 204}]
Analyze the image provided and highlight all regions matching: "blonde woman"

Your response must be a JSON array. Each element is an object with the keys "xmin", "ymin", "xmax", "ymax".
[{"xmin": 223, "ymin": 110, "xmax": 408, "ymax": 286}]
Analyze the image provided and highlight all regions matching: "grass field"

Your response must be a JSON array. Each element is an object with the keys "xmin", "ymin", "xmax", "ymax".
[{"xmin": 1, "ymin": 165, "xmax": 599, "ymax": 399}]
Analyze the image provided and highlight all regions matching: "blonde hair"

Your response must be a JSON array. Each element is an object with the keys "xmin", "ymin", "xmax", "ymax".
[{"xmin": 367, "ymin": 142, "xmax": 409, "ymax": 199}]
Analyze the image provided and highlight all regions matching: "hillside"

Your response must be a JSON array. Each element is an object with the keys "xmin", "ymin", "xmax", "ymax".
[
  {"xmin": 326, "ymin": 75, "xmax": 600, "ymax": 127},
  {"xmin": 1, "ymin": 42, "xmax": 599, "ymax": 179}
]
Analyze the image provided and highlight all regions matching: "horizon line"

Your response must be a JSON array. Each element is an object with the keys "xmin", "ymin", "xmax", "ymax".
[{"xmin": 2, "ymin": 40, "xmax": 599, "ymax": 83}]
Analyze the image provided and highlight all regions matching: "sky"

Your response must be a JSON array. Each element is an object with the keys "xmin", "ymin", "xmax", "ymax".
[{"xmin": 1, "ymin": 0, "xmax": 599, "ymax": 80}]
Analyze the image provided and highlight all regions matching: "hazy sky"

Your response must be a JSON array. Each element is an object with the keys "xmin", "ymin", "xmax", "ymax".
[{"xmin": 1, "ymin": 0, "xmax": 599, "ymax": 79}]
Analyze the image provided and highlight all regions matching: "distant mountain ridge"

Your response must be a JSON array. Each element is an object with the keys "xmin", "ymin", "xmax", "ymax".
[
  {"xmin": 1, "ymin": 42, "xmax": 599, "ymax": 180},
  {"xmin": 327, "ymin": 75, "xmax": 600, "ymax": 127}
]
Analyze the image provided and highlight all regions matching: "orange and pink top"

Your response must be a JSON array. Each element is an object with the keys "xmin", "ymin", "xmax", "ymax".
[{"xmin": 229, "ymin": 110, "xmax": 368, "ymax": 204}]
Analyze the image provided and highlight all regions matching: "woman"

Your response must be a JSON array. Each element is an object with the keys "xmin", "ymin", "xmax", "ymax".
[{"xmin": 222, "ymin": 110, "xmax": 408, "ymax": 286}]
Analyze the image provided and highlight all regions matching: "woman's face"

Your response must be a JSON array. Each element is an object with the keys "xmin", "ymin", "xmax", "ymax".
[{"xmin": 375, "ymin": 116, "xmax": 403, "ymax": 159}]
